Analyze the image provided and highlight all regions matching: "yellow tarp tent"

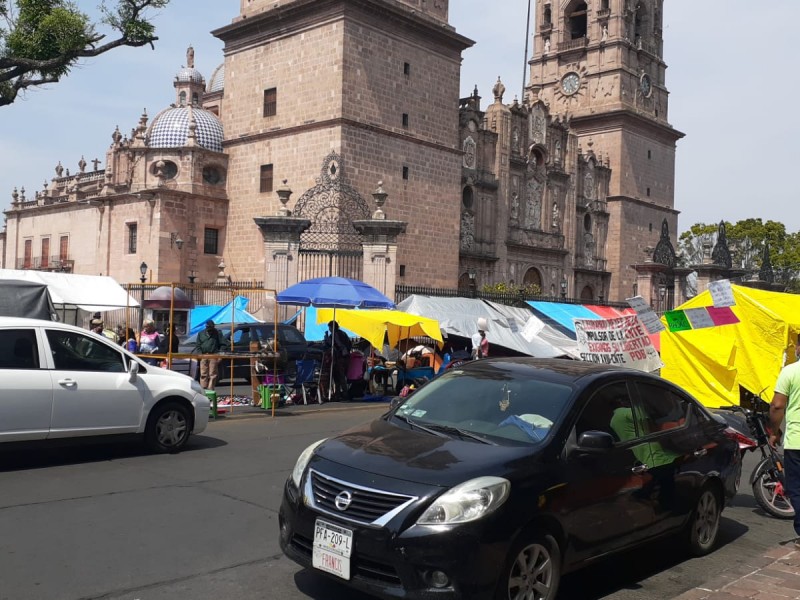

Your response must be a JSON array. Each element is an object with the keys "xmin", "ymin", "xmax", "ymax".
[
  {"xmin": 661, "ymin": 285, "xmax": 800, "ymax": 407},
  {"xmin": 315, "ymin": 308, "xmax": 443, "ymax": 351}
]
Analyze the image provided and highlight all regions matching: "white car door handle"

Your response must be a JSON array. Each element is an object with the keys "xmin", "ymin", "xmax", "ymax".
[
  {"xmin": 631, "ymin": 464, "xmax": 649, "ymax": 474},
  {"xmin": 57, "ymin": 379, "xmax": 77, "ymax": 387}
]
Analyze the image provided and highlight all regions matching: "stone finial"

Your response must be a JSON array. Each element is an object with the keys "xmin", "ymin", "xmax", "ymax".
[
  {"xmin": 186, "ymin": 104, "xmax": 197, "ymax": 146},
  {"xmin": 11, "ymin": 187, "xmax": 19, "ymax": 204},
  {"xmin": 493, "ymin": 76, "xmax": 505, "ymax": 103},
  {"xmin": 112, "ymin": 126, "xmax": 122, "ymax": 145},
  {"xmin": 371, "ymin": 181, "xmax": 388, "ymax": 220},
  {"xmin": 276, "ymin": 179, "xmax": 292, "ymax": 216},
  {"xmin": 19, "ymin": 186, "xmax": 26, "ymax": 201},
  {"xmin": 55, "ymin": 161, "xmax": 64, "ymax": 177},
  {"xmin": 78, "ymin": 156, "xmax": 87, "ymax": 173}
]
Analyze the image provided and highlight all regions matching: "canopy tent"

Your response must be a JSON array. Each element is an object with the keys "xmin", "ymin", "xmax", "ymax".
[
  {"xmin": 188, "ymin": 296, "xmax": 262, "ymax": 335},
  {"xmin": 0, "ymin": 269, "xmax": 140, "ymax": 312},
  {"xmin": 396, "ymin": 295, "xmax": 569, "ymax": 358},
  {"xmin": 661, "ymin": 285, "xmax": 800, "ymax": 407},
  {"xmin": 0, "ymin": 279, "xmax": 57, "ymax": 320},
  {"xmin": 483, "ymin": 300, "xmax": 581, "ymax": 359},
  {"xmin": 303, "ymin": 307, "xmax": 358, "ymax": 342},
  {"xmin": 315, "ymin": 308, "xmax": 443, "ymax": 351}
]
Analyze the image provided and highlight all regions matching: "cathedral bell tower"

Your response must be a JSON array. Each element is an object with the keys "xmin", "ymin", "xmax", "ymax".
[{"xmin": 527, "ymin": 0, "xmax": 684, "ymax": 301}]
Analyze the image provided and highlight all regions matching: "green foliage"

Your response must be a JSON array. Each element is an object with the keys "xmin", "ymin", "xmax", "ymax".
[
  {"xmin": 481, "ymin": 282, "xmax": 542, "ymax": 297},
  {"xmin": 1, "ymin": 0, "xmax": 169, "ymax": 106},
  {"xmin": 679, "ymin": 219, "xmax": 800, "ymax": 292}
]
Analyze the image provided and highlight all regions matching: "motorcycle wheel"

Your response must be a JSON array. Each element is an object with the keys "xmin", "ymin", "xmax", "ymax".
[{"xmin": 752, "ymin": 457, "xmax": 795, "ymax": 520}]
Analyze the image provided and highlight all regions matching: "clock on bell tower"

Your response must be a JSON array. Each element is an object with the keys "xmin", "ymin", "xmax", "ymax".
[{"xmin": 527, "ymin": 0, "xmax": 684, "ymax": 301}]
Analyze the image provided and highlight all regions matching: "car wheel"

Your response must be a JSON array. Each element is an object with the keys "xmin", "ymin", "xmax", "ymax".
[
  {"xmin": 685, "ymin": 485, "xmax": 721, "ymax": 556},
  {"xmin": 145, "ymin": 402, "xmax": 192, "ymax": 454},
  {"xmin": 495, "ymin": 533, "xmax": 560, "ymax": 600}
]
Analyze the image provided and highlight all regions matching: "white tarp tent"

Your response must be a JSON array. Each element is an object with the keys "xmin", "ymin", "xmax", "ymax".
[
  {"xmin": 0, "ymin": 270, "xmax": 139, "ymax": 312},
  {"xmin": 396, "ymin": 295, "xmax": 571, "ymax": 358}
]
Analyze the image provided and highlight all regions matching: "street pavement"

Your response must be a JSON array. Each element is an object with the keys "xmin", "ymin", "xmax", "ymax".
[{"xmin": 0, "ymin": 399, "xmax": 797, "ymax": 600}]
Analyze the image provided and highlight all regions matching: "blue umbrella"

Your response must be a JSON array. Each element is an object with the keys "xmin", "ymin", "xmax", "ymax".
[
  {"xmin": 277, "ymin": 277, "xmax": 394, "ymax": 400},
  {"xmin": 276, "ymin": 277, "xmax": 395, "ymax": 309}
]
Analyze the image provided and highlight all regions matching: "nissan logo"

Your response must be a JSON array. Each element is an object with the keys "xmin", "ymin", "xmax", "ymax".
[{"xmin": 334, "ymin": 491, "xmax": 353, "ymax": 511}]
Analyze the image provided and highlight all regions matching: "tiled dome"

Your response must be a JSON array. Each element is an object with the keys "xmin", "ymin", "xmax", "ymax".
[
  {"xmin": 146, "ymin": 107, "xmax": 224, "ymax": 153},
  {"xmin": 175, "ymin": 67, "xmax": 205, "ymax": 84},
  {"xmin": 208, "ymin": 63, "xmax": 224, "ymax": 93}
]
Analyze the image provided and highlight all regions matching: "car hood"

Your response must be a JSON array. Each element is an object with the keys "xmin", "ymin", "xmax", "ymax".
[{"xmin": 317, "ymin": 417, "xmax": 535, "ymax": 488}]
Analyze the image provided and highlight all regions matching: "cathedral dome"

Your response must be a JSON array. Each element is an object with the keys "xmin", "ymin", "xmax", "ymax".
[
  {"xmin": 175, "ymin": 66, "xmax": 205, "ymax": 84},
  {"xmin": 146, "ymin": 107, "xmax": 224, "ymax": 153},
  {"xmin": 208, "ymin": 63, "xmax": 224, "ymax": 92}
]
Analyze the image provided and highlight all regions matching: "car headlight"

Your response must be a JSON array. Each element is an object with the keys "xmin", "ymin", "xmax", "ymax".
[
  {"xmin": 417, "ymin": 476, "xmax": 510, "ymax": 525},
  {"xmin": 291, "ymin": 439, "xmax": 326, "ymax": 488}
]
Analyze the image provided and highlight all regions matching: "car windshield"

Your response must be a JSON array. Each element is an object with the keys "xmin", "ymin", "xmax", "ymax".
[{"xmin": 394, "ymin": 365, "xmax": 573, "ymax": 445}]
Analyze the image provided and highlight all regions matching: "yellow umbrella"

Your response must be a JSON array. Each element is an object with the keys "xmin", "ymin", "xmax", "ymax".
[{"xmin": 315, "ymin": 308, "xmax": 443, "ymax": 350}]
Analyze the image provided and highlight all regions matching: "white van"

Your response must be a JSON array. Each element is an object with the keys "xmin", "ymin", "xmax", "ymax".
[{"xmin": 0, "ymin": 317, "xmax": 209, "ymax": 453}]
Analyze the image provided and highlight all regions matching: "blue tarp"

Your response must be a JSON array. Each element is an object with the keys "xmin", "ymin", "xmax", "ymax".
[
  {"xmin": 189, "ymin": 296, "xmax": 262, "ymax": 335},
  {"xmin": 526, "ymin": 301, "xmax": 600, "ymax": 339},
  {"xmin": 303, "ymin": 306, "xmax": 357, "ymax": 342}
]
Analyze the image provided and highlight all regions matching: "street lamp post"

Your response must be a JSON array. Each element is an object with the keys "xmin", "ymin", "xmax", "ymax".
[
  {"xmin": 560, "ymin": 276, "xmax": 567, "ymax": 299},
  {"xmin": 139, "ymin": 262, "xmax": 148, "ymax": 332},
  {"xmin": 467, "ymin": 268, "xmax": 477, "ymax": 298}
]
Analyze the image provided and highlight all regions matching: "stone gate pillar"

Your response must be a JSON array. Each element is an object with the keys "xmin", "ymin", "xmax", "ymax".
[
  {"xmin": 352, "ymin": 182, "xmax": 407, "ymax": 301},
  {"xmin": 253, "ymin": 181, "xmax": 310, "ymax": 316}
]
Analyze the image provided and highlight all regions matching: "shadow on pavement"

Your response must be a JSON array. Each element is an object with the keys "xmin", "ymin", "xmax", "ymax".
[
  {"xmin": 557, "ymin": 516, "xmax": 749, "ymax": 599},
  {"xmin": 0, "ymin": 434, "xmax": 227, "ymax": 472}
]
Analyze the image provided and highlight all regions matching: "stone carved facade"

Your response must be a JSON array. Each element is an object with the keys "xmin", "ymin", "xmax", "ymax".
[{"xmin": 3, "ymin": 0, "xmax": 684, "ymax": 303}]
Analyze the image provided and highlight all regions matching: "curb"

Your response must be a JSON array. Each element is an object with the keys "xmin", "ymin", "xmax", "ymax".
[{"xmin": 208, "ymin": 402, "xmax": 390, "ymax": 421}]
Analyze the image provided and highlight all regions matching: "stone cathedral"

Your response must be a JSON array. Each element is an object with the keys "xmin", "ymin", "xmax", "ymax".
[{"xmin": 2, "ymin": 0, "xmax": 682, "ymax": 304}]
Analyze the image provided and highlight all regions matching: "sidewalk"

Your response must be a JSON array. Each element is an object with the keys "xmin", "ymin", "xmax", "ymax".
[{"xmin": 673, "ymin": 543, "xmax": 800, "ymax": 599}]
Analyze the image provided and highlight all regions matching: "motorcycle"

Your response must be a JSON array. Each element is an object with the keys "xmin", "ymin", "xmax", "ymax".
[{"xmin": 715, "ymin": 395, "xmax": 794, "ymax": 520}]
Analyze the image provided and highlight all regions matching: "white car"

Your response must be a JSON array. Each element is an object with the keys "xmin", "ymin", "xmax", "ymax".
[{"xmin": 0, "ymin": 317, "xmax": 209, "ymax": 453}]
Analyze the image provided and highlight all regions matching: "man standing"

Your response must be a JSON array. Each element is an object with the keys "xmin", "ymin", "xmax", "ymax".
[
  {"xmin": 196, "ymin": 320, "xmax": 222, "ymax": 391},
  {"xmin": 769, "ymin": 336, "xmax": 800, "ymax": 549},
  {"xmin": 324, "ymin": 320, "xmax": 351, "ymax": 400}
]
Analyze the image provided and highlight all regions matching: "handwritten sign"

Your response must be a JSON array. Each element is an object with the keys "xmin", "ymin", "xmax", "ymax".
[
  {"xmin": 574, "ymin": 315, "xmax": 663, "ymax": 373},
  {"xmin": 664, "ymin": 310, "xmax": 692, "ymax": 332},
  {"xmin": 707, "ymin": 306, "xmax": 740, "ymax": 326},
  {"xmin": 626, "ymin": 295, "xmax": 665, "ymax": 334},
  {"xmin": 708, "ymin": 280, "xmax": 735, "ymax": 307},
  {"xmin": 684, "ymin": 307, "xmax": 716, "ymax": 329},
  {"xmin": 521, "ymin": 317, "xmax": 545, "ymax": 343}
]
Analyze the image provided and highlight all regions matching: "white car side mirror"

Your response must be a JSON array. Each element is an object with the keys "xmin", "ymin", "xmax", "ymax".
[{"xmin": 128, "ymin": 360, "xmax": 140, "ymax": 382}]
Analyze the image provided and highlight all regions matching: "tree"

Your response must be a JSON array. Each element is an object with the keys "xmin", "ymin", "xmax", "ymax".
[
  {"xmin": 678, "ymin": 219, "xmax": 800, "ymax": 292},
  {"xmin": 0, "ymin": 0, "xmax": 169, "ymax": 107}
]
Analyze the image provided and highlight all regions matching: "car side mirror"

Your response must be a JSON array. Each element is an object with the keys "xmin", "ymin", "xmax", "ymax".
[
  {"xmin": 128, "ymin": 359, "xmax": 140, "ymax": 382},
  {"xmin": 389, "ymin": 396, "xmax": 404, "ymax": 410},
  {"xmin": 576, "ymin": 430, "xmax": 615, "ymax": 452}
]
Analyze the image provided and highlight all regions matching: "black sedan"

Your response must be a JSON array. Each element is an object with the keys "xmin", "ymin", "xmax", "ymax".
[{"xmin": 279, "ymin": 358, "xmax": 741, "ymax": 600}]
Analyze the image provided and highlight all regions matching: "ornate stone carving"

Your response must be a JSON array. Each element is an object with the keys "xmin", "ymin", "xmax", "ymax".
[
  {"xmin": 460, "ymin": 212, "xmax": 475, "ymax": 250},
  {"xmin": 462, "ymin": 136, "xmax": 476, "ymax": 169},
  {"xmin": 492, "ymin": 76, "xmax": 505, "ymax": 103},
  {"xmin": 529, "ymin": 104, "xmax": 546, "ymax": 145},
  {"xmin": 525, "ymin": 177, "xmax": 543, "ymax": 229},
  {"xmin": 584, "ymin": 232, "xmax": 595, "ymax": 266}
]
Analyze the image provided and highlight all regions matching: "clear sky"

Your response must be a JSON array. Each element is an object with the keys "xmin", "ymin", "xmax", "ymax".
[{"xmin": 3, "ymin": 0, "xmax": 798, "ymax": 234}]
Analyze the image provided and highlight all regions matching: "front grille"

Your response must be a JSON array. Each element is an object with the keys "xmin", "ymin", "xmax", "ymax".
[{"xmin": 309, "ymin": 469, "xmax": 417, "ymax": 526}]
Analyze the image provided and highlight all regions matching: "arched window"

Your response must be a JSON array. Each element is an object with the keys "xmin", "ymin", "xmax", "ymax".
[
  {"xmin": 192, "ymin": 92, "xmax": 199, "ymax": 106},
  {"xmin": 179, "ymin": 91, "xmax": 186, "ymax": 107},
  {"xmin": 580, "ymin": 285, "xmax": 594, "ymax": 301},
  {"xmin": 544, "ymin": 5, "xmax": 551, "ymax": 24},
  {"xmin": 458, "ymin": 272, "xmax": 472, "ymax": 290},
  {"xmin": 462, "ymin": 186, "xmax": 474, "ymax": 210},
  {"xmin": 523, "ymin": 268, "xmax": 542, "ymax": 291},
  {"xmin": 567, "ymin": 1, "xmax": 588, "ymax": 40}
]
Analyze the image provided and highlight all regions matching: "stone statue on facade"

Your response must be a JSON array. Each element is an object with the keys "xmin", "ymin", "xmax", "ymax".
[
  {"xmin": 55, "ymin": 161, "xmax": 64, "ymax": 177},
  {"xmin": 460, "ymin": 212, "xmax": 475, "ymax": 250},
  {"xmin": 493, "ymin": 76, "xmax": 505, "ymax": 103},
  {"xmin": 186, "ymin": 46, "xmax": 195, "ymax": 69}
]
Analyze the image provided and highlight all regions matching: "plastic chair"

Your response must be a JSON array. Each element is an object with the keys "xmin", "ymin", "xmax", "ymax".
[{"xmin": 292, "ymin": 359, "xmax": 322, "ymax": 405}]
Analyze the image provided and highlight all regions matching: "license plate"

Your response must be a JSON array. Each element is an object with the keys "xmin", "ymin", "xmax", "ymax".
[{"xmin": 312, "ymin": 519, "xmax": 353, "ymax": 580}]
